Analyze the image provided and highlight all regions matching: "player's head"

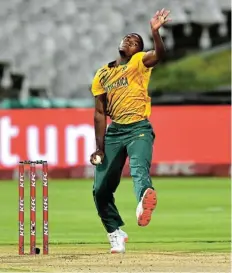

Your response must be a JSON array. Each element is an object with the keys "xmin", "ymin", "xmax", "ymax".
[{"xmin": 119, "ymin": 33, "xmax": 144, "ymax": 58}]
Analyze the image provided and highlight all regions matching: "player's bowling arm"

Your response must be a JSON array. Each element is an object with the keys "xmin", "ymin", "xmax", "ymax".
[
  {"xmin": 94, "ymin": 93, "xmax": 107, "ymax": 153},
  {"xmin": 143, "ymin": 9, "xmax": 171, "ymax": 68},
  {"xmin": 142, "ymin": 30, "xmax": 165, "ymax": 68}
]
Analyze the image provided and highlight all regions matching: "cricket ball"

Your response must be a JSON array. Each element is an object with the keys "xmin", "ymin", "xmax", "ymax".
[{"xmin": 93, "ymin": 155, "xmax": 102, "ymax": 165}]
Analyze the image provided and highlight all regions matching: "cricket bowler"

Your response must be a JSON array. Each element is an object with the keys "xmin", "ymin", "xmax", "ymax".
[{"xmin": 90, "ymin": 9, "xmax": 171, "ymax": 253}]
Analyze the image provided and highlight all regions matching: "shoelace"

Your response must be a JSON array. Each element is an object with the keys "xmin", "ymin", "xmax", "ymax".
[{"xmin": 109, "ymin": 233, "xmax": 120, "ymax": 247}]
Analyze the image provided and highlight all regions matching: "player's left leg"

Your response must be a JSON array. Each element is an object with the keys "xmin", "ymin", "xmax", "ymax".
[
  {"xmin": 93, "ymin": 123, "xmax": 128, "ymax": 253},
  {"xmin": 125, "ymin": 120, "xmax": 157, "ymax": 226}
]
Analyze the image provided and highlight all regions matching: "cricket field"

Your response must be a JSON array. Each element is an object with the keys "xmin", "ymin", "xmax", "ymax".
[{"xmin": 0, "ymin": 177, "xmax": 230, "ymax": 272}]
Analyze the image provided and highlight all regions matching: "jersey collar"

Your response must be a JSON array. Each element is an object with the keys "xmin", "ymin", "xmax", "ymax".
[{"xmin": 108, "ymin": 61, "xmax": 117, "ymax": 68}]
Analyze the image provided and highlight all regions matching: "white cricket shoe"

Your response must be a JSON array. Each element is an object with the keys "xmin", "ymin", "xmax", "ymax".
[
  {"xmin": 136, "ymin": 188, "xmax": 157, "ymax": 226},
  {"xmin": 118, "ymin": 228, "xmax": 128, "ymax": 242},
  {"xmin": 107, "ymin": 229, "xmax": 125, "ymax": 254}
]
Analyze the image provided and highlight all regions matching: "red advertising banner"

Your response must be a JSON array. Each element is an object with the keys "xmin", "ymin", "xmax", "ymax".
[{"xmin": 0, "ymin": 106, "xmax": 230, "ymax": 177}]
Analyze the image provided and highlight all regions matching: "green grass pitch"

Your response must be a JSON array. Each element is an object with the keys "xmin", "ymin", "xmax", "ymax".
[{"xmin": 0, "ymin": 177, "xmax": 230, "ymax": 253}]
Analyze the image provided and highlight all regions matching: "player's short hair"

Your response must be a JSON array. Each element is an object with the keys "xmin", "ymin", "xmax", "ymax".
[{"xmin": 124, "ymin": 33, "xmax": 144, "ymax": 51}]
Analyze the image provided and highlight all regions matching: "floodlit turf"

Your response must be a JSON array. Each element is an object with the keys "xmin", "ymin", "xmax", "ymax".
[{"xmin": 0, "ymin": 177, "xmax": 230, "ymax": 253}]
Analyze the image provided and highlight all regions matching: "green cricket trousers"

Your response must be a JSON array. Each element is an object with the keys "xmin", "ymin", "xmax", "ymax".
[{"xmin": 93, "ymin": 119, "xmax": 155, "ymax": 233}]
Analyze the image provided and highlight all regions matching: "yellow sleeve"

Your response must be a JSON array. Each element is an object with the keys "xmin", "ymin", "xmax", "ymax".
[
  {"xmin": 131, "ymin": 52, "xmax": 152, "ymax": 74},
  {"xmin": 91, "ymin": 69, "xmax": 106, "ymax": 97}
]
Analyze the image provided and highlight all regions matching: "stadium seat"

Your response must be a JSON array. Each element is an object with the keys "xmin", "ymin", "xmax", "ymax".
[{"xmin": 0, "ymin": 0, "xmax": 230, "ymax": 106}]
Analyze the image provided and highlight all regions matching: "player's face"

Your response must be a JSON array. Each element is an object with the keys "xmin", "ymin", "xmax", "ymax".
[{"xmin": 119, "ymin": 35, "xmax": 141, "ymax": 57}]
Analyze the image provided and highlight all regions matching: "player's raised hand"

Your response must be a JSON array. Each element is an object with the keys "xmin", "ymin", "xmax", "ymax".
[{"xmin": 150, "ymin": 9, "xmax": 171, "ymax": 31}]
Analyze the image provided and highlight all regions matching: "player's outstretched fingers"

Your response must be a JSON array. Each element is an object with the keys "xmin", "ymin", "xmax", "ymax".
[{"xmin": 160, "ymin": 8, "xmax": 165, "ymax": 16}]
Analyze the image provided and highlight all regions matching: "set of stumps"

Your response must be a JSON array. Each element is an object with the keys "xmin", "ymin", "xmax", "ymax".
[{"xmin": 18, "ymin": 160, "xmax": 49, "ymax": 255}]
